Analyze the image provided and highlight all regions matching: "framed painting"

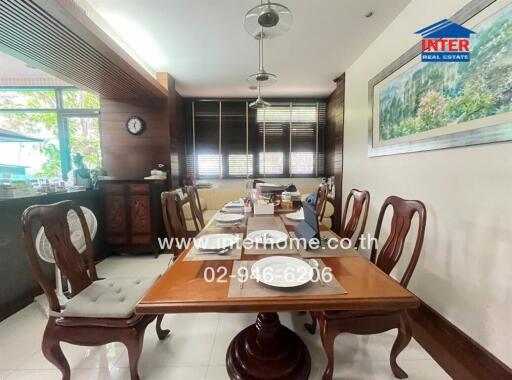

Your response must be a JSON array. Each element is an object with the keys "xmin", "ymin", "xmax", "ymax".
[{"xmin": 368, "ymin": 0, "xmax": 512, "ymax": 157}]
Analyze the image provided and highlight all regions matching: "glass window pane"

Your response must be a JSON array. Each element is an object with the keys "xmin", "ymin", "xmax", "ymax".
[
  {"xmin": 0, "ymin": 112, "xmax": 61, "ymax": 179},
  {"xmin": 258, "ymin": 152, "xmax": 283, "ymax": 175},
  {"xmin": 62, "ymin": 89, "xmax": 100, "ymax": 109},
  {"xmin": 0, "ymin": 89, "xmax": 56, "ymax": 109},
  {"xmin": 67, "ymin": 117, "xmax": 102, "ymax": 169},
  {"xmin": 228, "ymin": 154, "xmax": 253, "ymax": 177},
  {"xmin": 290, "ymin": 152, "xmax": 314, "ymax": 175},
  {"xmin": 197, "ymin": 154, "xmax": 222, "ymax": 177}
]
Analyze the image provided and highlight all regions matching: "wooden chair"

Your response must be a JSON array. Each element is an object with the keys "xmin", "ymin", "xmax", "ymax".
[
  {"xmin": 161, "ymin": 190, "xmax": 189, "ymax": 256},
  {"xmin": 340, "ymin": 189, "xmax": 370, "ymax": 248},
  {"xmin": 306, "ymin": 195, "xmax": 426, "ymax": 380},
  {"xmin": 186, "ymin": 185, "xmax": 205, "ymax": 231},
  {"xmin": 21, "ymin": 200, "xmax": 170, "ymax": 380},
  {"xmin": 315, "ymin": 183, "xmax": 329, "ymax": 221}
]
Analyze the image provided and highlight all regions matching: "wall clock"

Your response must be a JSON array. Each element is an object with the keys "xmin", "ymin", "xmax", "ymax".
[{"xmin": 126, "ymin": 116, "xmax": 146, "ymax": 135}]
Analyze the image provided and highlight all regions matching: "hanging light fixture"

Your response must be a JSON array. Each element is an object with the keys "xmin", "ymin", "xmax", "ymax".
[
  {"xmin": 246, "ymin": 32, "xmax": 277, "ymax": 88},
  {"xmin": 244, "ymin": 0, "xmax": 293, "ymax": 39},
  {"xmin": 249, "ymin": 84, "xmax": 271, "ymax": 109}
]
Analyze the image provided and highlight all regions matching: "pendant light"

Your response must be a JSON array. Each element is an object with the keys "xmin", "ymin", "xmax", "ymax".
[
  {"xmin": 249, "ymin": 84, "xmax": 271, "ymax": 109},
  {"xmin": 244, "ymin": 0, "xmax": 293, "ymax": 39},
  {"xmin": 246, "ymin": 32, "xmax": 277, "ymax": 88}
]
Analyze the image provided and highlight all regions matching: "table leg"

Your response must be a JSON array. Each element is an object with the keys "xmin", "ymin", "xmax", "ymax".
[{"xmin": 226, "ymin": 312, "xmax": 311, "ymax": 380}]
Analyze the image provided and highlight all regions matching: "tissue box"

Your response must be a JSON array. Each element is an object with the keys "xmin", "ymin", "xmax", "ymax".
[{"xmin": 253, "ymin": 203, "xmax": 274, "ymax": 215}]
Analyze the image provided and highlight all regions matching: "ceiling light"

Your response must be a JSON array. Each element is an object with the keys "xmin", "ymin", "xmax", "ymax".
[
  {"xmin": 246, "ymin": 33, "xmax": 278, "ymax": 87},
  {"xmin": 250, "ymin": 95, "xmax": 271, "ymax": 109},
  {"xmin": 250, "ymin": 85, "xmax": 271, "ymax": 109},
  {"xmin": 244, "ymin": 1, "xmax": 293, "ymax": 39}
]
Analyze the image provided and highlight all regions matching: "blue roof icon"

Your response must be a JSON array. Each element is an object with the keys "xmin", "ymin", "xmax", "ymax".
[{"xmin": 415, "ymin": 19, "xmax": 476, "ymax": 38}]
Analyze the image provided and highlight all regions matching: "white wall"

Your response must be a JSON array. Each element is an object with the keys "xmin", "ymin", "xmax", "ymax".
[{"xmin": 343, "ymin": 0, "xmax": 512, "ymax": 367}]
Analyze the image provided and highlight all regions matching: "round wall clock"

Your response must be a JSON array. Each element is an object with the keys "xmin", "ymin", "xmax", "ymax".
[{"xmin": 126, "ymin": 116, "xmax": 146, "ymax": 135}]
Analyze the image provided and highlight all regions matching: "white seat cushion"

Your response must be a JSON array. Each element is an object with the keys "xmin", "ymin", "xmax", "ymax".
[{"xmin": 61, "ymin": 276, "xmax": 158, "ymax": 319}]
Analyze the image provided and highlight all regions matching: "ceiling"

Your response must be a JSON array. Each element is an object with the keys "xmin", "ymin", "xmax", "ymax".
[
  {"xmin": 83, "ymin": 0, "xmax": 410, "ymax": 98},
  {"xmin": 0, "ymin": 51, "xmax": 55, "ymax": 78}
]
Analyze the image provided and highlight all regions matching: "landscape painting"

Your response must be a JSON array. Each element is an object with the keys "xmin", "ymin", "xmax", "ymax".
[{"xmin": 369, "ymin": 0, "xmax": 512, "ymax": 156}]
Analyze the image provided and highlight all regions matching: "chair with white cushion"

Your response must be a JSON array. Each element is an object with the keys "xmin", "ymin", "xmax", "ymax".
[{"xmin": 21, "ymin": 200, "xmax": 170, "ymax": 380}]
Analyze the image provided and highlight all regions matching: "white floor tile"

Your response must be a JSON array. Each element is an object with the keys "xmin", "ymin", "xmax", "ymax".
[
  {"xmin": 114, "ymin": 313, "xmax": 219, "ymax": 368},
  {"xmin": 6, "ymin": 368, "xmax": 103, "ymax": 380},
  {"xmin": 205, "ymin": 365, "xmax": 229, "ymax": 380},
  {"xmin": 103, "ymin": 366, "xmax": 208, "ymax": 380},
  {"xmin": 19, "ymin": 342, "xmax": 125, "ymax": 370},
  {"xmin": 1, "ymin": 256, "xmax": 449, "ymax": 380},
  {"xmin": 0, "ymin": 304, "xmax": 46, "ymax": 370}
]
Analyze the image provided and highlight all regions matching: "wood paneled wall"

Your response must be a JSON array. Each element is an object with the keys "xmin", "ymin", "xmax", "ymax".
[
  {"xmin": 100, "ymin": 74, "xmax": 184, "ymax": 185},
  {"xmin": 326, "ymin": 74, "xmax": 345, "ymax": 232},
  {"xmin": 0, "ymin": 0, "xmax": 167, "ymax": 99}
]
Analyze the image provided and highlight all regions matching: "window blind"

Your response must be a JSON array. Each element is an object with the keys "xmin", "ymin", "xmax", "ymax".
[
  {"xmin": 257, "ymin": 102, "xmax": 290, "ymax": 176},
  {"xmin": 221, "ymin": 101, "xmax": 252, "ymax": 177},
  {"xmin": 290, "ymin": 102, "xmax": 317, "ymax": 175},
  {"xmin": 186, "ymin": 99, "xmax": 326, "ymax": 179},
  {"xmin": 194, "ymin": 101, "xmax": 221, "ymax": 177}
]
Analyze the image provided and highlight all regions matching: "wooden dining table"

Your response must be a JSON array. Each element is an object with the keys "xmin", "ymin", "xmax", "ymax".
[{"xmin": 136, "ymin": 208, "xmax": 420, "ymax": 380}]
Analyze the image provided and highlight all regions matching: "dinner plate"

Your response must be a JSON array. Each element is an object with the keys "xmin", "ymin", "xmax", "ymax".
[
  {"xmin": 215, "ymin": 213, "xmax": 244, "ymax": 223},
  {"xmin": 245, "ymin": 230, "xmax": 289, "ymax": 245},
  {"xmin": 225, "ymin": 200, "xmax": 244, "ymax": 208},
  {"xmin": 194, "ymin": 233, "xmax": 240, "ymax": 251},
  {"xmin": 251, "ymin": 256, "xmax": 314, "ymax": 288},
  {"xmin": 286, "ymin": 209, "xmax": 304, "ymax": 221}
]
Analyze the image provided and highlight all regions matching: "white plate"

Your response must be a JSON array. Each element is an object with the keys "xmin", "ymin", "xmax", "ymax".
[
  {"xmin": 194, "ymin": 233, "xmax": 239, "ymax": 251},
  {"xmin": 215, "ymin": 213, "xmax": 244, "ymax": 223},
  {"xmin": 251, "ymin": 256, "xmax": 314, "ymax": 288},
  {"xmin": 286, "ymin": 210, "xmax": 304, "ymax": 221},
  {"xmin": 245, "ymin": 230, "xmax": 289, "ymax": 245},
  {"xmin": 225, "ymin": 200, "xmax": 244, "ymax": 208}
]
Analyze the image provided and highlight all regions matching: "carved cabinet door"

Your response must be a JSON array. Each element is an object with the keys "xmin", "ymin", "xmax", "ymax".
[{"xmin": 128, "ymin": 184, "xmax": 152, "ymax": 245}]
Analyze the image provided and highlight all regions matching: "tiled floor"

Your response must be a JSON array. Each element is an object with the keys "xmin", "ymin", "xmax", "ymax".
[{"xmin": 0, "ymin": 256, "xmax": 451, "ymax": 380}]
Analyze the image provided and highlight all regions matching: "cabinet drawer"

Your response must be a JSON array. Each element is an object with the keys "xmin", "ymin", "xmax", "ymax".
[
  {"xmin": 103, "ymin": 184, "xmax": 124, "ymax": 194},
  {"xmin": 129, "ymin": 183, "xmax": 150, "ymax": 194}
]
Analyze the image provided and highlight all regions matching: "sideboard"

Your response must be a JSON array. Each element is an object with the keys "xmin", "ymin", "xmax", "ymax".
[{"xmin": 99, "ymin": 179, "xmax": 166, "ymax": 257}]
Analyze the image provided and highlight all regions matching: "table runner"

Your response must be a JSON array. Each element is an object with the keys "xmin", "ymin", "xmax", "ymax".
[
  {"xmin": 228, "ymin": 259, "xmax": 347, "ymax": 298},
  {"xmin": 183, "ymin": 233, "xmax": 243, "ymax": 261},
  {"xmin": 290, "ymin": 230, "xmax": 360, "ymax": 258},
  {"xmin": 244, "ymin": 216, "xmax": 298, "ymax": 255}
]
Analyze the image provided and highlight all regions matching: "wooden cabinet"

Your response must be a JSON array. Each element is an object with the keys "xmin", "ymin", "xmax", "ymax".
[{"xmin": 99, "ymin": 180, "xmax": 166, "ymax": 256}]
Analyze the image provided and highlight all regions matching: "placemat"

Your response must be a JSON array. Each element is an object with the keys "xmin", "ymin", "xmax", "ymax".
[
  {"xmin": 183, "ymin": 233, "xmax": 243, "ymax": 261},
  {"xmin": 228, "ymin": 259, "xmax": 347, "ymax": 298},
  {"xmin": 279, "ymin": 213, "xmax": 302, "ymax": 227},
  {"xmin": 244, "ymin": 216, "xmax": 297, "ymax": 255},
  {"xmin": 290, "ymin": 231, "xmax": 359, "ymax": 258}
]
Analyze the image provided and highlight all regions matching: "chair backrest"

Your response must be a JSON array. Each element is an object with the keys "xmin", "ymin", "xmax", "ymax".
[
  {"xmin": 21, "ymin": 200, "xmax": 98, "ymax": 313},
  {"xmin": 186, "ymin": 185, "xmax": 205, "ymax": 231},
  {"xmin": 161, "ymin": 191, "xmax": 188, "ymax": 255},
  {"xmin": 340, "ymin": 189, "xmax": 370, "ymax": 248},
  {"xmin": 370, "ymin": 196, "xmax": 426, "ymax": 288},
  {"xmin": 315, "ymin": 183, "xmax": 328, "ymax": 220}
]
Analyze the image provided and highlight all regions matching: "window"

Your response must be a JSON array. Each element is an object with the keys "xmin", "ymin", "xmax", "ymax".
[
  {"xmin": 229, "ymin": 154, "xmax": 253, "ymax": 176},
  {"xmin": 0, "ymin": 87, "xmax": 100, "ymax": 180},
  {"xmin": 290, "ymin": 152, "xmax": 314, "ymax": 175},
  {"xmin": 197, "ymin": 154, "xmax": 222, "ymax": 177},
  {"xmin": 185, "ymin": 99, "xmax": 326, "ymax": 179},
  {"xmin": 259, "ymin": 152, "xmax": 284, "ymax": 175}
]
